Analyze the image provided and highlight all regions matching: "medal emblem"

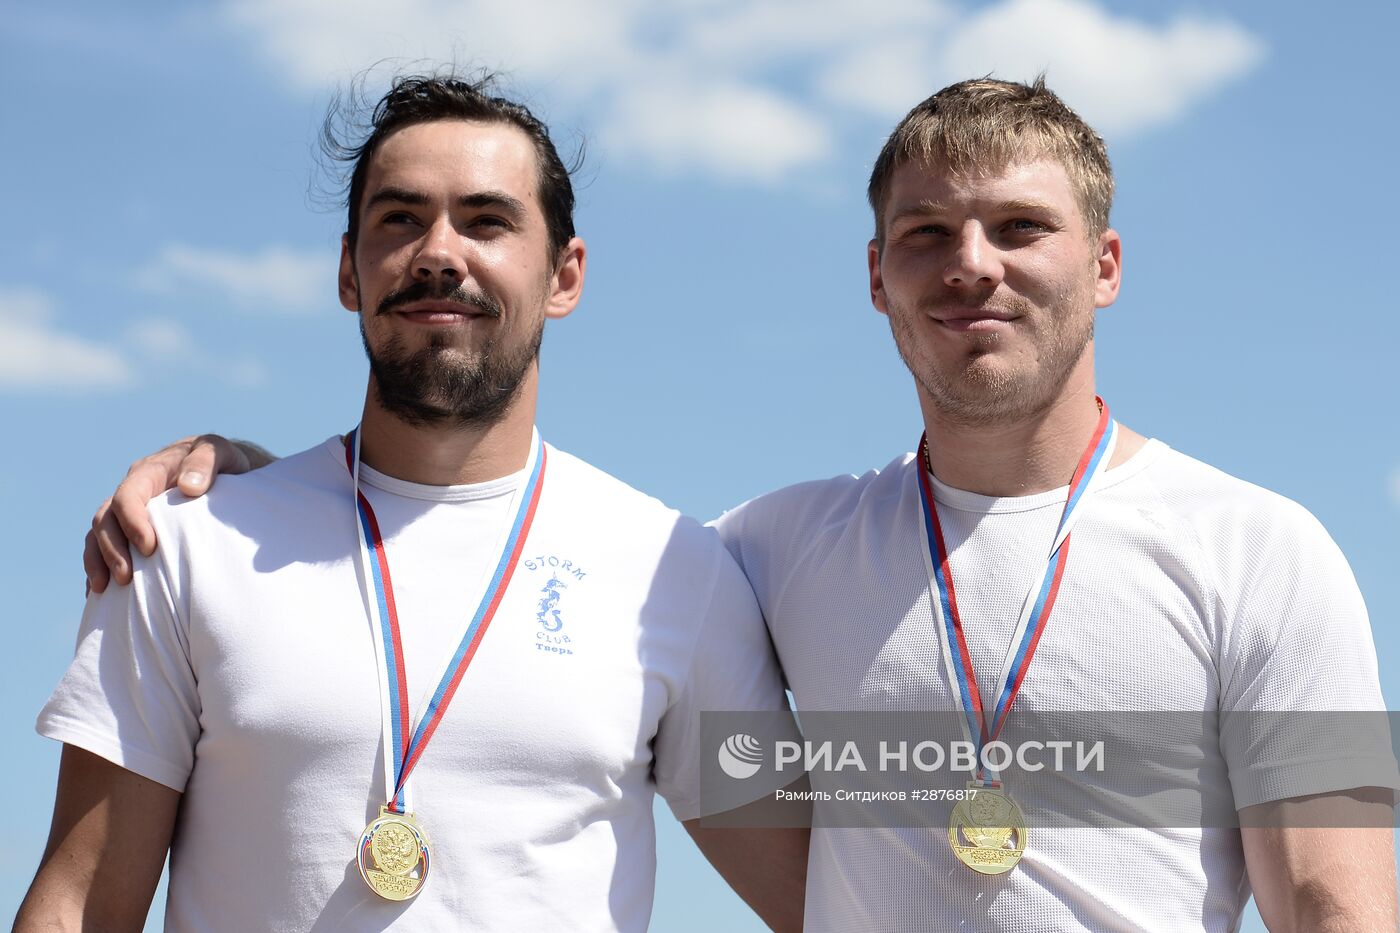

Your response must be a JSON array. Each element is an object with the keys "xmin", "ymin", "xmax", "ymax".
[
  {"xmin": 358, "ymin": 806, "xmax": 431, "ymax": 900},
  {"xmin": 948, "ymin": 784, "xmax": 1026, "ymax": 875}
]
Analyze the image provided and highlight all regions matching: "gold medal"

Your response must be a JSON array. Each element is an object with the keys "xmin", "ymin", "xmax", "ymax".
[
  {"xmin": 357, "ymin": 806, "xmax": 431, "ymax": 900},
  {"xmin": 948, "ymin": 783, "xmax": 1026, "ymax": 874}
]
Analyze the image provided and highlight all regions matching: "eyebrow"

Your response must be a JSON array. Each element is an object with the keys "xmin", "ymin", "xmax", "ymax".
[
  {"xmin": 996, "ymin": 198, "xmax": 1063, "ymax": 219},
  {"xmin": 363, "ymin": 186, "xmax": 429, "ymax": 212},
  {"xmin": 362, "ymin": 186, "xmax": 529, "ymax": 220},
  {"xmin": 887, "ymin": 198, "xmax": 1064, "ymax": 227},
  {"xmin": 459, "ymin": 190, "xmax": 528, "ymax": 220}
]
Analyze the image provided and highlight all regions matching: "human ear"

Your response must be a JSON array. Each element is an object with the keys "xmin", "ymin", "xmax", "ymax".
[{"xmin": 545, "ymin": 236, "xmax": 587, "ymax": 320}]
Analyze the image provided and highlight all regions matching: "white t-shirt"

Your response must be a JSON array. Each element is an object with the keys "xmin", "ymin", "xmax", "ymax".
[
  {"xmin": 40, "ymin": 435, "xmax": 788, "ymax": 932},
  {"xmin": 714, "ymin": 439, "xmax": 1396, "ymax": 932}
]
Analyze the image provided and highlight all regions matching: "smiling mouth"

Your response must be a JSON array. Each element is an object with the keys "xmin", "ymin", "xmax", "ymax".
[
  {"xmin": 396, "ymin": 301, "xmax": 494, "ymax": 324},
  {"xmin": 932, "ymin": 312, "xmax": 1020, "ymax": 333},
  {"xmin": 377, "ymin": 281, "xmax": 503, "ymax": 320}
]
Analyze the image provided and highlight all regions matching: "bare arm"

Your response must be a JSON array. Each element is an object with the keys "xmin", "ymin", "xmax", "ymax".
[
  {"xmin": 15, "ymin": 745, "xmax": 180, "ymax": 932},
  {"xmin": 84, "ymin": 435, "xmax": 275, "ymax": 593},
  {"xmin": 1241, "ymin": 788, "xmax": 1398, "ymax": 932},
  {"xmin": 681, "ymin": 821, "xmax": 808, "ymax": 933}
]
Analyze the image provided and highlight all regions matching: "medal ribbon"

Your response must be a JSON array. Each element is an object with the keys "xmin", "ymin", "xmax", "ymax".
[
  {"xmin": 345, "ymin": 427, "xmax": 546, "ymax": 812},
  {"xmin": 916, "ymin": 400, "xmax": 1117, "ymax": 784}
]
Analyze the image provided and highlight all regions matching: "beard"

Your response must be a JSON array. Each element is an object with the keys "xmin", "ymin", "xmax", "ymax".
[
  {"xmin": 889, "ymin": 283, "xmax": 1095, "ymax": 427},
  {"xmin": 360, "ymin": 280, "xmax": 543, "ymax": 428}
]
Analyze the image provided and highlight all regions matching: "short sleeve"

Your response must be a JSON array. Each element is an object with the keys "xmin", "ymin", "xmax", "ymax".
[
  {"xmin": 651, "ymin": 545, "xmax": 791, "ymax": 821},
  {"xmin": 36, "ymin": 545, "xmax": 201, "ymax": 792},
  {"xmin": 1214, "ymin": 500, "xmax": 1400, "ymax": 807}
]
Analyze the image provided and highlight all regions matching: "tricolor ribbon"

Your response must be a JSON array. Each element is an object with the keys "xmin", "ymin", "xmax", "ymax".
[
  {"xmin": 916, "ymin": 401, "xmax": 1117, "ymax": 785},
  {"xmin": 346, "ymin": 427, "xmax": 546, "ymax": 812}
]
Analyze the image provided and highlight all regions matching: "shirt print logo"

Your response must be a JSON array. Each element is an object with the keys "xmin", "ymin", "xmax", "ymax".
[
  {"xmin": 523, "ymin": 554, "xmax": 586, "ymax": 658},
  {"xmin": 537, "ymin": 575, "xmax": 566, "ymax": 632}
]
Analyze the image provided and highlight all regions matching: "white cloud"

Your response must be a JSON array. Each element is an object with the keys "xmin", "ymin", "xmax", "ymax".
[
  {"xmin": 673, "ymin": 0, "xmax": 947, "ymax": 67},
  {"xmin": 0, "ymin": 289, "xmax": 134, "ymax": 391},
  {"xmin": 931, "ymin": 0, "xmax": 1267, "ymax": 136},
  {"xmin": 1390, "ymin": 466, "xmax": 1400, "ymax": 510},
  {"xmin": 217, "ymin": 0, "xmax": 1265, "ymax": 181},
  {"xmin": 605, "ymin": 81, "xmax": 833, "ymax": 181},
  {"xmin": 123, "ymin": 317, "xmax": 272, "ymax": 388},
  {"xmin": 220, "ymin": 0, "xmax": 825, "ymax": 181},
  {"xmin": 815, "ymin": 36, "xmax": 942, "ymax": 118},
  {"xmin": 221, "ymin": 0, "xmax": 641, "ymax": 93},
  {"xmin": 226, "ymin": 356, "xmax": 271, "ymax": 389},
  {"xmin": 127, "ymin": 317, "xmax": 197, "ymax": 359},
  {"xmin": 136, "ymin": 244, "xmax": 330, "ymax": 314},
  {"xmin": 0, "ymin": 289, "xmax": 278, "ymax": 394}
]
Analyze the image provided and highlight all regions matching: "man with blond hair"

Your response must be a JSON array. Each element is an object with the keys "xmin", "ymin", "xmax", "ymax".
[
  {"xmin": 712, "ymin": 76, "xmax": 1397, "ymax": 930},
  {"xmin": 76, "ymin": 77, "xmax": 1396, "ymax": 930}
]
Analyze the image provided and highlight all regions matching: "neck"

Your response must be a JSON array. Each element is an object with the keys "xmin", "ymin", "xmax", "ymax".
[
  {"xmin": 355, "ymin": 368, "xmax": 539, "ymax": 486},
  {"xmin": 920, "ymin": 364, "xmax": 1105, "ymax": 498}
]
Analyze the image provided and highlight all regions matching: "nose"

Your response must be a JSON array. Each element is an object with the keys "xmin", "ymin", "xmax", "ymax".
[
  {"xmin": 411, "ymin": 216, "xmax": 468, "ymax": 283},
  {"xmin": 943, "ymin": 222, "xmax": 1004, "ymax": 290}
]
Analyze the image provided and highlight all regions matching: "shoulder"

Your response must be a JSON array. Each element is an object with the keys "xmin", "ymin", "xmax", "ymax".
[
  {"xmin": 1132, "ymin": 444, "xmax": 1361, "ymax": 647},
  {"xmin": 542, "ymin": 444, "xmax": 692, "ymax": 531},
  {"xmin": 541, "ymin": 443, "xmax": 734, "ymax": 571},
  {"xmin": 146, "ymin": 438, "xmax": 345, "ymax": 543},
  {"xmin": 1136, "ymin": 444, "xmax": 1335, "ymax": 554},
  {"xmin": 1133, "ymin": 450, "xmax": 1384, "ymax": 715},
  {"xmin": 542, "ymin": 444, "xmax": 675, "ymax": 515},
  {"xmin": 712, "ymin": 452, "xmax": 916, "ymax": 548}
]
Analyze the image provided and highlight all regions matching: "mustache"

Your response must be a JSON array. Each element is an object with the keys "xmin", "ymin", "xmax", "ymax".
[{"xmin": 375, "ymin": 281, "xmax": 503, "ymax": 318}]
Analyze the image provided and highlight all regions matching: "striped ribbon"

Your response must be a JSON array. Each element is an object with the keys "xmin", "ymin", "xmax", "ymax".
[
  {"xmin": 916, "ymin": 400, "xmax": 1117, "ymax": 784},
  {"xmin": 345, "ymin": 427, "xmax": 546, "ymax": 812}
]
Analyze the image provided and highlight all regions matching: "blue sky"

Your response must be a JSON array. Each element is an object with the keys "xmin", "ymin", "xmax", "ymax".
[{"xmin": 4, "ymin": 1, "xmax": 1396, "ymax": 929}]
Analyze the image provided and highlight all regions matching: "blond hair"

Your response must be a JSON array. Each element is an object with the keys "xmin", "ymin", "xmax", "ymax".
[{"xmin": 868, "ymin": 77, "xmax": 1113, "ymax": 241}]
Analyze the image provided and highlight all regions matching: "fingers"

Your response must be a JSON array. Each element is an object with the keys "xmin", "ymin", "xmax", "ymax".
[
  {"xmin": 91, "ymin": 497, "xmax": 135, "ymax": 587},
  {"xmin": 83, "ymin": 527, "xmax": 111, "ymax": 595},
  {"xmin": 110, "ymin": 438, "xmax": 202, "ymax": 560},
  {"xmin": 174, "ymin": 435, "xmax": 248, "ymax": 498},
  {"xmin": 85, "ymin": 434, "xmax": 249, "ymax": 592}
]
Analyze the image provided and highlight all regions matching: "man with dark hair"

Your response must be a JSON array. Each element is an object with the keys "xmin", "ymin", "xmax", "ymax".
[
  {"xmin": 71, "ymin": 76, "xmax": 1397, "ymax": 930},
  {"xmin": 18, "ymin": 73, "xmax": 806, "ymax": 931}
]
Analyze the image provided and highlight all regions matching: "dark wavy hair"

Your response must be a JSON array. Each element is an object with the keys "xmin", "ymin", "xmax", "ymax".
[{"xmin": 323, "ymin": 70, "xmax": 580, "ymax": 263}]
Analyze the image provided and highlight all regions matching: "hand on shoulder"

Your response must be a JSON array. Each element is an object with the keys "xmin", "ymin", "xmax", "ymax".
[{"xmin": 83, "ymin": 435, "xmax": 275, "ymax": 593}]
